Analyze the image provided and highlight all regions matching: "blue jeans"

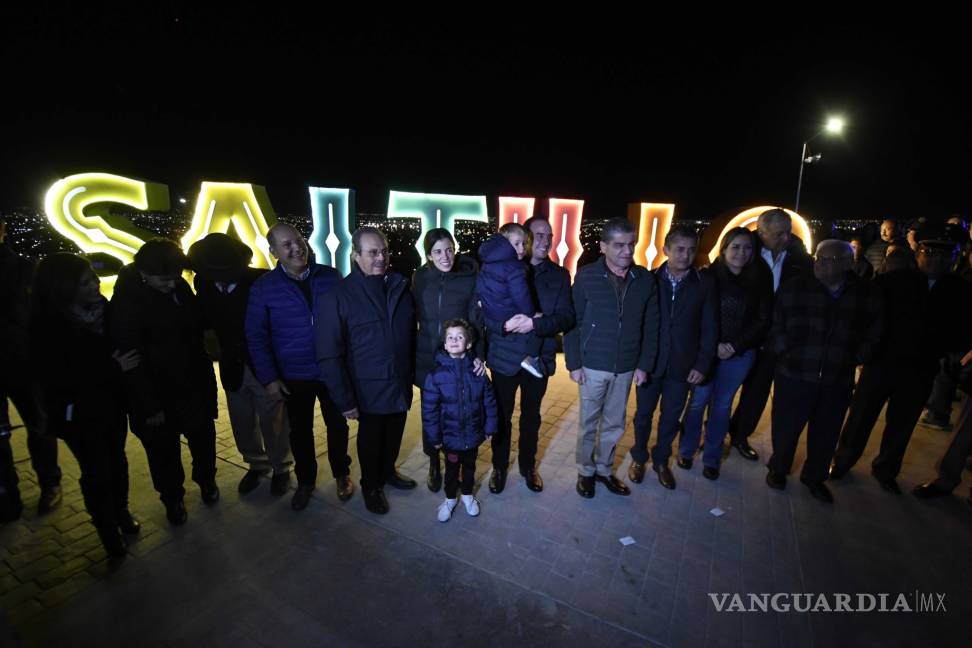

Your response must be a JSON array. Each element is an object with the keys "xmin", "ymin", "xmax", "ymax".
[{"xmin": 681, "ymin": 350, "xmax": 755, "ymax": 468}]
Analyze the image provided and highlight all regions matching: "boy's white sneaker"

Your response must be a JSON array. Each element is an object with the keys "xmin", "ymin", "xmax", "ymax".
[
  {"xmin": 437, "ymin": 498, "xmax": 457, "ymax": 522},
  {"xmin": 460, "ymin": 494, "xmax": 480, "ymax": 517},
  {"xmin": 520, "ymin": 356, "xmax": 544, "ymax": 379}
]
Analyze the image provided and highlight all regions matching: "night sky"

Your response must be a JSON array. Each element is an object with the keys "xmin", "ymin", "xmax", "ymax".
[{"xmin": 5, "ymin": 10, "xmax": 969, "ymax": 224}]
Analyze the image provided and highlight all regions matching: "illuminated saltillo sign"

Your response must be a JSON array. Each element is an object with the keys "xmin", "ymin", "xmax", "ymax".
[{"xmin": 43, "ymin": 172, "xmax": 814, "ymax": 291}]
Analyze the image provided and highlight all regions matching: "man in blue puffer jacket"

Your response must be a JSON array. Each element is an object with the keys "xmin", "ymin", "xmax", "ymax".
[
  {"xmin": 422, "ymin": 319, "xmax": 498, "ymax": 521},
  {"xmin": 245, "ymin": 223, "xmax": 352, "ymax": 512}
]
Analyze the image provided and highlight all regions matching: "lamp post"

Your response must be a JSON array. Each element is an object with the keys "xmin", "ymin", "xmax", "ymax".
[{"xmin": 794, "ymin": 116, "xmax": 844, "ymax": 212}]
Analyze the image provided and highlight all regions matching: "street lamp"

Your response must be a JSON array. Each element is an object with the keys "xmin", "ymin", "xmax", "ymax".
[{"xmin": 795, "ymin": 115, "xmax": 845, "ymax": 212}]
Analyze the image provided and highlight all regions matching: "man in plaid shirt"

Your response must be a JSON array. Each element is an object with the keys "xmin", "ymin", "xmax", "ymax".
[{"xmin": 764, "ymin": 239, "xmax": 883, "ymax": 503}]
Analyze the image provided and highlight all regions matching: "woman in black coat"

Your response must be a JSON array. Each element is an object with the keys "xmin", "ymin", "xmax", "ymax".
[
  {"xmin": 681, "ymin": 228, "xmax": 773, "ymax": 479},
  {"xmin": 109, "ymin": 240, "xmax": 218, "ymax": 526},
  {"xmin": 411, "ymin": 228, "xmax": 481, "ymax": 492},
  {"xmin": 29, "ymin": 254, "xmax": 141, "ymax": 557}
]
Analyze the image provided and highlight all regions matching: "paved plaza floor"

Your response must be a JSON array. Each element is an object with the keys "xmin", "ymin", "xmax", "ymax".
[{"xmin": 2, "ymin": 358, "xmax": 971, "ymax": 647}]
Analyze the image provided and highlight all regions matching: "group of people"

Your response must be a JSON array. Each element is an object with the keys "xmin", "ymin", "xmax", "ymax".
[{"xmin": 1, "ymin": 207, "xmax": 970, "ymax": 560}]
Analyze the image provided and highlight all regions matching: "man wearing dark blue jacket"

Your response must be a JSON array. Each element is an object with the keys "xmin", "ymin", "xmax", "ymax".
[
  {"xmin": 316, "ymin": 227, "xmax": 417, "ymax": 515},
  {"xmin": 245, "ymin": 223, "xmax": 351, "ymax": 511},
  {"xmin": 483, "ymin": 216, "xmax": 576, "ymax": 494},
  {"xmin": 565, "ymin": 218, "xmax": 659, "ymax": 499},
  {"xmin": 629, "ymin": 225, "xmax": 718, "ymax": 490}
]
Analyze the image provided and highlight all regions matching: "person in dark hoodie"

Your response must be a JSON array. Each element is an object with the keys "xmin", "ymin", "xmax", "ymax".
[
  {"xmin": 109, "ymin": 240, "xmax": 218, "ymax": 525},
  {"xmin": 412, "ymin": 228, "xmax": 482, "ymax": 493},
  {"xmin": 477, "ymin": 223, "xmax": 545, "ymax": 379},
  {"xmin": 316, "ymin": 227, "xmax": 417, "ymax": 515},
  {"xmin": 189, "ymin": 233, "xmax": 293, "ymax": 497},
  {"xmin": 422, "ymin": 319, "xmax": 497, "ymax": 522},
  {"xmin": 29, "ymin": 253, "xmax": 141, "ymax": 556},
  {"xmin": 680, "ymin": 228, "xmax": 772, "ymax": 480}
]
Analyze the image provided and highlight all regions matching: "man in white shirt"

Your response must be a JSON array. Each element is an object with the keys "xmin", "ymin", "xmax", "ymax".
[{"xmin": 728, "ymin": 208, "xmax": 812, "ymax": 461}]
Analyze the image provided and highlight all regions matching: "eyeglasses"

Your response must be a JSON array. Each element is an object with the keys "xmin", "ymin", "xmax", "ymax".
[{"xmin": 814, "ymin": 256, "xmax": 852, "ymax": 266}]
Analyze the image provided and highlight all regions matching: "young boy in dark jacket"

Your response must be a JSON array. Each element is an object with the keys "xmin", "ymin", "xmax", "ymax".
[
  {"xmin": 477, "ymin": 223, "xmax": 544, "ymax": 378},
  {"xmin": 422, "ymin": 319, "xmax": 498, "ymax": 521}
]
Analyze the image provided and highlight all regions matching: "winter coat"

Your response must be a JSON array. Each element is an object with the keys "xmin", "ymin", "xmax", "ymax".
[
  {"xmin": 245, "ymin": 262, "xmax": 341, "ymax": 385},
  {"xmin": 484, "ymin": 258, "xmax": 575, "ymax": 377},
  {"xmin": 108, "ymin": 264, "xmax": 217, "ymax": 425},
  {"xmin": 564, "ymin": 256, "xmax": 659, "ymax": 375},
  {"xmin": 711, "ymin": 259, "xmax": 773, "ymax": 355},
  {"xmin": 195, "ymin": 267, "xmax": 265, "ymax": 392},
  {"xmin": 412, "ymin": 255, "xmax": 482, "ymax": 388},
  {"xmin": 421, "ymin": 351, "xmax": 498, "ymax": 451},
  {"xmin": 652, "ymin": 264, "xmax": 719, "ymax": 380},
  {"xmin": 315, "ymin": 267, "xmax": 416, "ymax": 415},
  {"xmin": 476, "ymin": 233, "xmax": 534, "ymax": 323}
]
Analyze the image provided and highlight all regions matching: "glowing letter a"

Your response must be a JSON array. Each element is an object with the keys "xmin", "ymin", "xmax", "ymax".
[{"xmin": 181, "ymin": 183, "xmax": 276, "ymax": 269}]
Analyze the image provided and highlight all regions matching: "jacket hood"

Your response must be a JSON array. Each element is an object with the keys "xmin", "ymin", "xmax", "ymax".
[{"xmin": 478, "ymin": 233, "xmax": 520, "ymax": 265}]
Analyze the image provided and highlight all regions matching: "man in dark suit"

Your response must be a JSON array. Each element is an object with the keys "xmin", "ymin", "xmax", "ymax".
[
  {"xmin": 629, "ymin": 225, "xmax": 718, "ymax": 490},
  {"xmin": 189, "ymin": 234, "xmax": 293, "ymax": 497},
  {"xmin": 316, "ymin": 227, "xmax": 417, "ymax": 515},
  {"xmin": 728, "ymin": 208, "xmax": 813, "ymax": 460}
]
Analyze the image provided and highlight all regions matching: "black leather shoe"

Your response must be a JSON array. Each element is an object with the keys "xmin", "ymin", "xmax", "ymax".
[
  {"xmin": 96, "ymin": 526, "xmax": 127, "ymax": 558},
  {"xmin": 801, "ymin": 478, "xmax": 833, "ymax": 503},
  {"xmin": 37, "ymin": 485, "xmax": 63, "ymax": 514},
  {"xmin": 522, "ymin": 469, "xmax": 544, "ymax": 493},
  {"xmin": 201, "ymin": 481, "xmax": 220, "ymax": 505},
  {"xmin": 913, "ymin": 482, "xmax": 950, "ymax": 499},
  {"xmin": 702, "ymin": 466, "xmax": 719, "ymax": 481},
  {"xmin": 654, "ymin": 465, "xmax": 676, "ymax": 490},
  {"xmin": 489, "ymin": 469, "xmax": 507, "ymax": 494},
  {"xmin": 363, "ymin": 488, "xmax": 389, "ymax": 514},
  {"xmin": 766, "ymin": 470, "xmax": 787, "ymax": 490},
  {"xmin": 676, "ymin": 456, "xmax": 693, "ymax": 470},
  {"xmin": 238, "ymin": 469, "xmax": 265, "ymax": 494},
  {"xmin": 291, "ymin": 484, "xmax": 313, "ymax": 511},
  {"xmin": 732, "ymin": 440, "xmax": 759, "ymax": 461},
  {"xmin": 827, "ymin": 463, "xmax": 847, "ymax": 480},
  {"xmin": 576, "ymin": 475, "xmax": 595, "ymax": 498},
  {"xmin": 270, "ymin": 472, "xmax": 291, "ymax": 496},
  {"xmin": 427, "ymin": 457, "xmax": 442, "ymax": 493},
  {"xmin": 876, "ymin": 476, "xmax": 901, "ymax": 494},
  {"xmin": 386, "ymin": 471, "xmax": 417, "ymax": 490},
  {"xmin": 165, "ymin": 500, "xmax": 188, "ymax": 526},
  {"xmin": 336, "ymin": 475, "xmax": 354, "ymax": 502},
  {"xmin": 117, "ymin": 510, "xmax": 141, "ymax": 535},
  {"xmin": 595, "ymin": 474, "xmax": 631, "ymax": 496},
  {"xmin": 627, "ymin": 461, "xmax": 646, "ymax": 484}
]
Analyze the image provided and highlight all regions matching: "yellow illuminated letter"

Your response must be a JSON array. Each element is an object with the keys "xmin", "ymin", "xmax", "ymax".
[
  {"xmin": 44, "ymin": 172, "xmax": 169, "ymax": 265},
  {"xmin": 181, "ymin": 183, "xmax": 277, "ymax": 268},
  {"xmin": 628, "ymin": 202, "xmax": 675, "ymax": 269}
]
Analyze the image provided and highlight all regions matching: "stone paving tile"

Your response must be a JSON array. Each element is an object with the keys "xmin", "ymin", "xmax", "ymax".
[{"xmin": 2, "ymin": 360, "xmax": 972, "ymax": 646}]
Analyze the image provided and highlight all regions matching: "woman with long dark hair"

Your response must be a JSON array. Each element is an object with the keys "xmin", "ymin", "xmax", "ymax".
[
  {"xmin": 680, "ymin": 227, "xmax": 772, "ymax": 479},
  {"xmin": 412, "ymin": 228, "xmax": 481, "ymax": 492},
  {"xmin": 29, "ymin": 253, "xmax": 140, "ymax": 557}
]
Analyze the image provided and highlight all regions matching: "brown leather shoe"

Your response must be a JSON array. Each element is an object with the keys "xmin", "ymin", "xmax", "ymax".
[
  {"xmin": 522, "ymin": 469, "xmax": 544, "ymax": 493},
  {"xmin": 628, "ymin": 461, "xmax": 646, "ymax": 484},
  {"xmin": 336, "ymin": 475, "xmax": 354, "ymax": 502},
  {"xmin": 595, "ymin": 474, "xmax": 631, "ymax": 496},
  {"xmin": 654, "ymin": 464, "xmax": 676, "ymax": 490}
]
